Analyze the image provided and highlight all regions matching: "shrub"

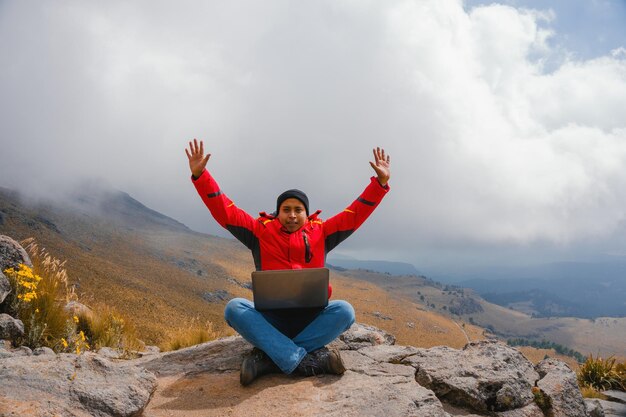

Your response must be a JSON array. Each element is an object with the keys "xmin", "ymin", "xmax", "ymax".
[
  {"xmin": 3, "ymin": 239, "xmax": 74, "ymax": 349},
  {"xmin": 3, "ymin": 239, "xmax": 140, "ymax": 355},
  {"xmin": 577, "ymin": 354, "xmax": 624, "ymax": 392}
]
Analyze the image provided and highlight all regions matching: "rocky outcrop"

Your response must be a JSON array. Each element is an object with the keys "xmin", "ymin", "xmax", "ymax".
[
  {"xmin": 0, "ymin": 351, "xmax": 157, "ymax": 417},
  {"xmin": 0, "ymin": 235, "xmax": 32, "ymax": 271},
  {"xmin": 401, "ymin": 340, "xmax": 539, "ymax": 412},
  {"xmin": 0, "ymin": 322, "xmax": 605, "ymax": 417},
  {"xmin": 0, "ymin": 236, "xmax": 32, "ymax": 348},
  {"xmin": 0, "ymin": 313, "xmax": 24, "ymax": 340},
  {"xmin": 123, "ymin": 323, "xmax": 588, "ymax": 417},
  {"xmin": 536, "ymin": 358, "xmax": 588, "ymax": 417}
]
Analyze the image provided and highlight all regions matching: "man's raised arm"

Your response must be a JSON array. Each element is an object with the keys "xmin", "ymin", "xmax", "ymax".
[
  {"xmin": 323, "ymin": 147, "xmax": 391, "ymax": 253},
  {"xmin": 186, "ymin": 139, "xmax": 258, "ymax": 250}
]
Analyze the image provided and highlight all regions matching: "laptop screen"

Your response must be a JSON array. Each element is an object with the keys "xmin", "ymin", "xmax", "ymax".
[{"xmin": 251, "ymin": 268, "xmax": 329, "ymax": 311}]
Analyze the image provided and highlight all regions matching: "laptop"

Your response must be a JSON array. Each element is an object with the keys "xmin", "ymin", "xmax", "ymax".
[{"xmin": 251, "ymin": 267, "xmax": 329, "ymax": 311}]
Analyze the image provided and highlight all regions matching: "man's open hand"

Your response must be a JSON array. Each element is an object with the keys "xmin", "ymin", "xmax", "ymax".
[
  {"xmin": 185, "ymin": 139, "xmax": 211, "ymax": 179},
  {"xmin": 370, "ymin": 147, "xmax": 391, "ymax": 187}
]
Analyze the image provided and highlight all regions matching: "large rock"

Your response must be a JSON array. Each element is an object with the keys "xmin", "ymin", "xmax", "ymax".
[
  {"xmin": 134, "ymin": 323, "xmax": 449, "ymax": 417},
  {"xmin": 401, "ymin": 340, "xmax": 539, "ymax": 413},
  {"xmin": 0, "ymin": 235, "xmax": 32, "ymax": 272},
  {"xmin": 0, "ymin": 313, "xmax": 24, "ymax": 340},
  {"xmin": 0, "ymin": 352, "xmax": 157, "ymax": 417},
  {"xmin": 0, "ymin": 322, "xmax": 590, "ymax": 417},
  {"xmin": 0, "ymin": 270, "xmax": 10, "ymax": 305},
  {"xmin": 536, "ymin": 358, "xmax": 588, "ymax": 417}
]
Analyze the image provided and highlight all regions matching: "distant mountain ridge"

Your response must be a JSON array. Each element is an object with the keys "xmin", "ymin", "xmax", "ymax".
[
  {"xmin": 461, "ymin": 274, "xmax": 626, "ymax": 318},
  {"xmin": 327, "ymin": 258, "xmax": 420, "ymax": 276}
]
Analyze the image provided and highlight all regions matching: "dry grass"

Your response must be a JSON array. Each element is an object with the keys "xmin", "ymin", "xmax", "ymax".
[
  {"xmin": 75, "ymin": 302, "xmax": 143, "ymax": 355},
  {"xmin": 580, "ymin": 386, "xmax": 609, "ymax": 400},
  {"xmin": 161, "ymin": 320, "xmax": 218, "ymax": 351},
  {"xmin": 517, "ymin": 346, "xmax": 580, "ymax": 369}
]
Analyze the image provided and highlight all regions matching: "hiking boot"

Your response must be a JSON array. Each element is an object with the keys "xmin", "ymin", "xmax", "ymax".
[
  {"xmin": 240, "ymin": 347, "xmax": 281, "ymax": 386},
  {"xmin": 295, "ymin": 347, "xmax": 346, "ymax": 377}
]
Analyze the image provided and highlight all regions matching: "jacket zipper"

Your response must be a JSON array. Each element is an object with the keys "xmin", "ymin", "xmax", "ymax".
[{"xmin": 303, "ymin": 232, "xmax": 312, "ymax": 263}]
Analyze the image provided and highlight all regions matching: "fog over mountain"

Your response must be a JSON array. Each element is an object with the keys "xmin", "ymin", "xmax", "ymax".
[{"xmin": 1, "ymin": 1, "xmax": 626, "ymax": 276}]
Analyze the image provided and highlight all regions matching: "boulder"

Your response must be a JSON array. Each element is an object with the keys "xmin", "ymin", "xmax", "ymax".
[
  {"xmin": 65, "ymin": 300, "xmax": 94, "ymax": 319},
  {"xmin": 134, "ymin": 325, "xmax": 449, "ymax": 417},
  {"xmin": 0, "ymin": 313, "xmax": 24, "ymax": 340},
  {"xmin": 0, "ymin": 235, "xmax": 32, "ymax": 271},
  {"xmin": 33, "ymin": 347, "xmax": 55, "ymax": 356},
  {"xmin": 0, "ymin": 352, "xmax": 157, "ymax": 417},
  {"xmin": 585, "ymin": 399, "xmax": 605, "ymax": 417},
  {"xmin": 536, "ymin": 358, "xmax": 588, "ymax": 417},
  {"xmin": 401, "ymin": 340, "xmax": 539, "ymax": 413},
  {"xmin": 0, "ymin": 270, "xmax": 10, "ymax": 304},
  {"xmin": 331, "ymin": 321, "xmax": 396, "ymax": 350}
]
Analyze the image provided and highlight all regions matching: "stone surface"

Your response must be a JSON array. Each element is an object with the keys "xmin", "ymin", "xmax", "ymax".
[
  {"xmin": 330, "ymin": 321, "xmax": 396, "ymax": 350},
  {"xmin": 0, "ymin": 313, "xmax": 24, "ymax": 340},
  {"xmin": 536, "ymin": 358, "xmax": 588, "ymax": 417},
  {"xmin": 596, "ymin": 399, "xmax": 626, "ymax": 417},
  {"xmin": 0, "ymin": 270, "xmax": 10, "ymax": 305},
  {"xmin": 97, "ymin": 346, "xmax": 122, "ymax": 359},
  {"xmin": 0, "ymin": 352, "xmax": 157, "ymax": 417},
  {"xmin": 33, "ymin": 346, "xmax": 55, "ymax": 356},
  {"xmin": 137, "ymin": 324, "xmax": 449, "ymax": 417},
  {"xmin": 495, "ymin": 402, "xmax": 545, "ymax": 417},
  {"xmin": 585, "ymin": 399, "xmax": 606, "ymax": 417},
  {"xmin": 603, "ymin": 391, "xmax": 626, "ymax": 404},
  {"xmin": 0, "ymin": 235, "xmax": 32, "ymax": 271},
  {"xmin": 401, "ymin": 340, "xmax": 539, "ymax": 413}
]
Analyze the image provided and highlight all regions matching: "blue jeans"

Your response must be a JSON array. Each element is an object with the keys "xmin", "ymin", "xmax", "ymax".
[{"xmin": 224, "ymin": 298, "xmax": 355, "ymax": 374}]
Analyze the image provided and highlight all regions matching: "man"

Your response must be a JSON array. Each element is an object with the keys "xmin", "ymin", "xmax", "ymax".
[{"xmin": 186, "ymin": 139, "xmax": 391, "ymax": 385}]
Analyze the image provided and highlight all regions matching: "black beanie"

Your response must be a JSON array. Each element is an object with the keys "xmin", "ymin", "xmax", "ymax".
[{"xmin": 276, "ymin": 189, "xmax": 309, "ymax": 215}]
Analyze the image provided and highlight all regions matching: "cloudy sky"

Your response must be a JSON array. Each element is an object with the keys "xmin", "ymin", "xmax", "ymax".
[{"xmin": 1, "ymin": 0, "xmax": 625, "ymax": 278}]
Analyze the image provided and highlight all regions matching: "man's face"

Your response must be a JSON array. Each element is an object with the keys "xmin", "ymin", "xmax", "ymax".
[{"xmin": 277, "ymin": 198, "xmax": 307, "ymax": 233}]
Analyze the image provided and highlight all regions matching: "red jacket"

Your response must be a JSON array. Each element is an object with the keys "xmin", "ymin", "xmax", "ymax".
[{"xmin": 192, "ymin": 169, "xmax": 390, "ymax": 297}]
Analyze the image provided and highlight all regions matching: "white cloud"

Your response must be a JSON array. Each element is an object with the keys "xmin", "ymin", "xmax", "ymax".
[{"xmin": 1, "ymin": 0, "xmax": 625, "ymax": 269}]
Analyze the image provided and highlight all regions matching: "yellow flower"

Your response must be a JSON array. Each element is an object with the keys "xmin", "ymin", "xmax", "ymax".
[
  {"xmin": 35, "ymin": 308, "xmax": 40, "ymax": 313},
  {"xmin": 73, "ymin": 316, "xmax": 79, "ymax": 324},
  {"xmin": 79, "ymin": 331, "xmax": 86, "ymax": 341},
  {"xmin": 61, "ymin": 338, "xmax": 69, "ymax": 348}
]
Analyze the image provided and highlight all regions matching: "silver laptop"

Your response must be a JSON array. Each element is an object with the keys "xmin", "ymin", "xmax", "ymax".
[{"xmin": 251, "ymin": 268, "xmax": 329, "ymax": 311}]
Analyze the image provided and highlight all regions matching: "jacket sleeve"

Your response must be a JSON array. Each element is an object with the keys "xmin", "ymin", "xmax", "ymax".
[
  {"xmin": 323, "ymin": 177, "xmax": 389, "ymax": 254},
  {"xmin": 192, "ymin": 169, "xmax": 258, "ymax": 250}
]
